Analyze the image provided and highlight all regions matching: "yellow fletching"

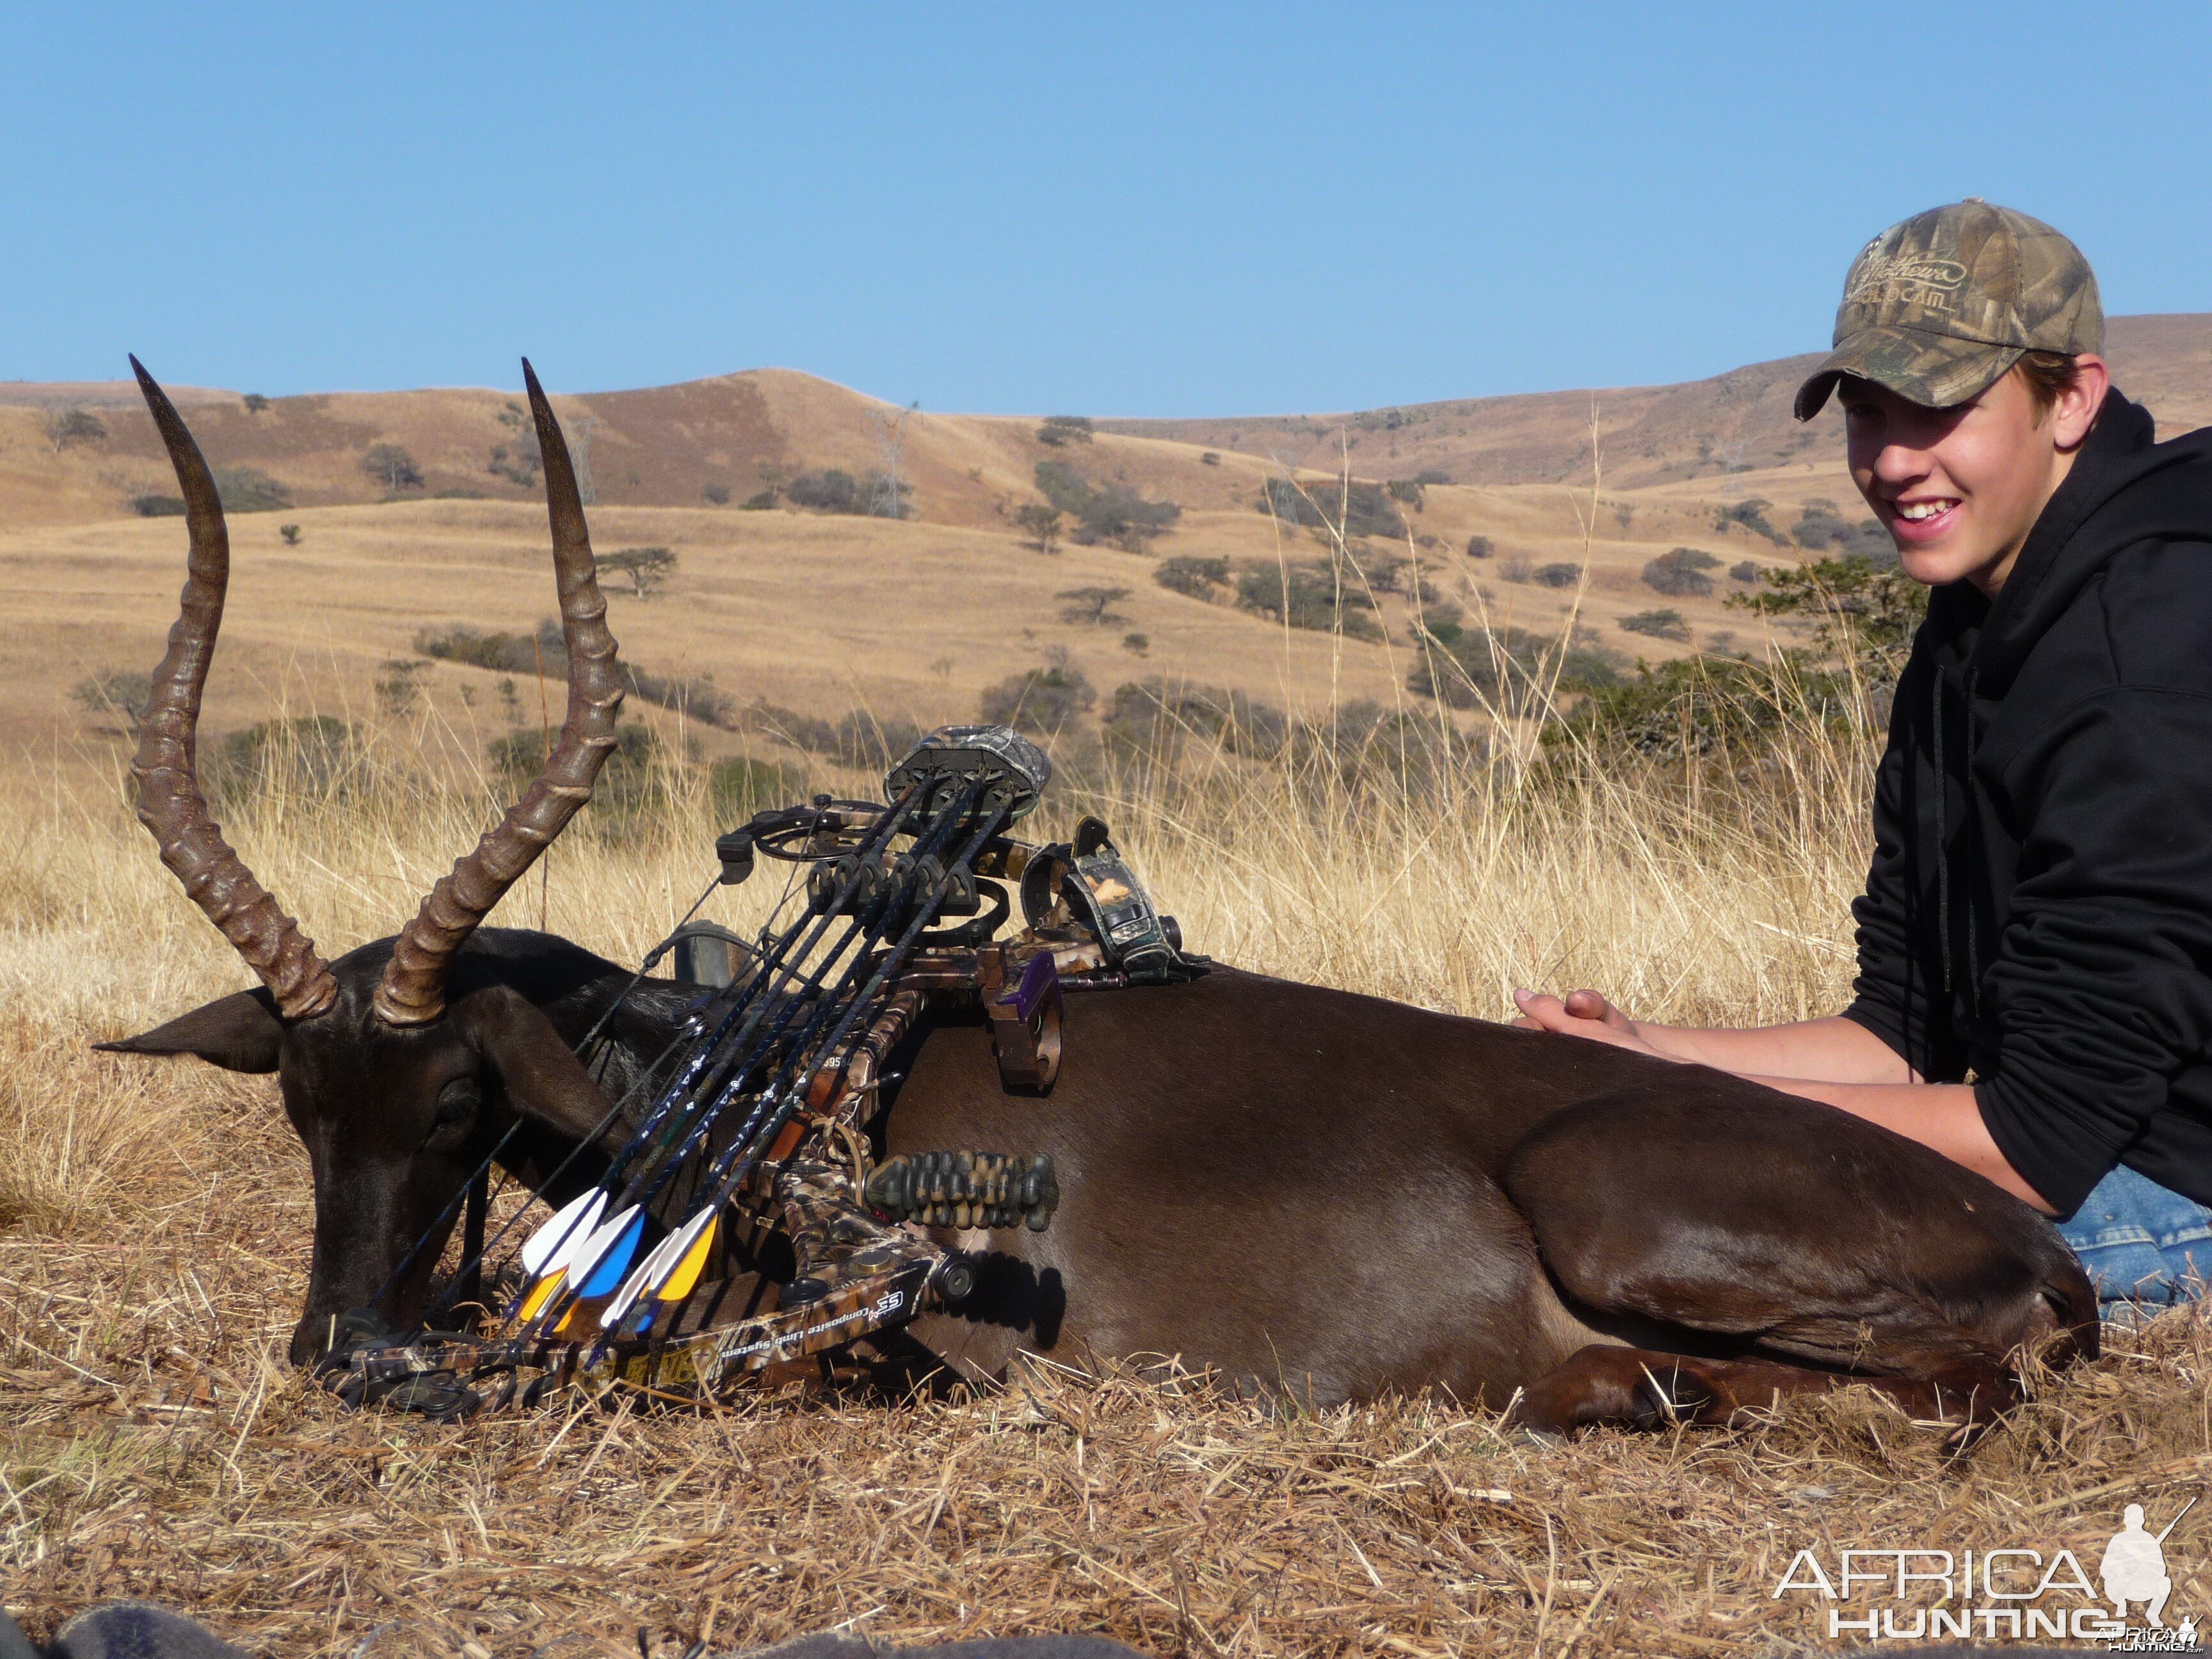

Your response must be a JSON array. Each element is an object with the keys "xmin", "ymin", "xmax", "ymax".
[
  {"xmin": 518, "ymin": 1269, "xmax": 566, "ymax": 1324},
  {"xmin": 657, "ymin": 1214, "xmax": 719, "ymax": 1302}
]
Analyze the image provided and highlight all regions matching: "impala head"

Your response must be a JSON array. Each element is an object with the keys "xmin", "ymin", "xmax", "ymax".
[{"xmin": 102, "ymin": 358, "xmax": 630, "ymax": 1363}]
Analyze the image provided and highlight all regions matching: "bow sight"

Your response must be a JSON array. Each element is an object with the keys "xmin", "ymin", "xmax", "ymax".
[{"xmin": 328, "ymin": 723, "xmax": 1197, "ymax": 1418}]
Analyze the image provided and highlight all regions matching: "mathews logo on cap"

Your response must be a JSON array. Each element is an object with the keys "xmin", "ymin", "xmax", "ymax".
[{"xmin": 1795, "ymin": 199, "xmax": 2103, "ymax": 421}]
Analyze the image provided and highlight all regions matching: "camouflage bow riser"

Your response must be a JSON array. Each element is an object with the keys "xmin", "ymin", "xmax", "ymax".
[{"xmin": 328, "ymin": 725, "xmax": 1190, "ymax": 1419}]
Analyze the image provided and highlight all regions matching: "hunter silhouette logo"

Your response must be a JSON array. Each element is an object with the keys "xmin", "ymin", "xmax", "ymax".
[
  {"xmin": 2102, "ymin": 1497, "xmax": 2193, "ymax": 1629},
  {"xmin": 1772, "ymin": 1494, "xmax": 2199, "ymax": 1645}
]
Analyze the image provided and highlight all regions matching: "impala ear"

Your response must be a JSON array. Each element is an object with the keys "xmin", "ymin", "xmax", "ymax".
[
  {"xmin": 97, "ymin": 988, "xmax": 286, "ymax": 1073},
  {"xmin": 451, "ymin": 983, "xmax": 620, "ymax": 1146}
]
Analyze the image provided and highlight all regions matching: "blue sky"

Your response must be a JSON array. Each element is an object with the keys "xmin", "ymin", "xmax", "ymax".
[{"xmin": 5, "ymin": 3, "xmax": 2206, "ymax": 414}]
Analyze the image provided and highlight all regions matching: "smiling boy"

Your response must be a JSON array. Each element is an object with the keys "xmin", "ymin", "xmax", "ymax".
[{"xmin": 1514, "ymin": 200, "xmax": 2212, "ymax": 1308}]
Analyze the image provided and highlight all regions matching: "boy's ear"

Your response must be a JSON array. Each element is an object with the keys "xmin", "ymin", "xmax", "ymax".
[{"xmin": 2053, "ymin": 355, "xmax": 2110, "ymax": 451}]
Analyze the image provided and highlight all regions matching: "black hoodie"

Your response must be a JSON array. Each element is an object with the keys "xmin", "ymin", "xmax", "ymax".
[{"xmin": 1844, "ymin": 389, "xmax": 2212, "ymax": 1216}]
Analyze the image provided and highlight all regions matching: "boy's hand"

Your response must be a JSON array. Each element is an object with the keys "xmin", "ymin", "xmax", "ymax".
[{"xmin": 1511, "ymin": 988, "xmax": 1676, "ymax": 1060}]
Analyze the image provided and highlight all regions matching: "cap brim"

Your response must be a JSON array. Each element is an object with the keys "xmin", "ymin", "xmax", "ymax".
[{"xmin": 1793, "ymin": 326, "xmax": 2026, "ymax": 421}]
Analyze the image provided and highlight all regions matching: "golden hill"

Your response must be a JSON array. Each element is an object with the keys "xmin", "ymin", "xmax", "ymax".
[{"xmin": 3, "ymin": 317, "xmax": 2203, "ymax": 780}]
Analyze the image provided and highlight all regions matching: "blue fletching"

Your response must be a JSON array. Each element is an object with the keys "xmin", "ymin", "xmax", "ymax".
[{"xmin": 577, "ymin": 1215, "xmax": 646, "ymax": 1299}]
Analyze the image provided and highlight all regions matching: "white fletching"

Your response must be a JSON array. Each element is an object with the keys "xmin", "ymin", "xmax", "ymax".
[
  {"xmin": 598, "ymin": 1219, "xmax": 691, "ymax": 1331},
  {"xmin": 569, "ymin": 1203, "xmax": 641, "ymax": 1285},
  {"xmin": 602, "ymin": 1205, "xmax": 717, "ymax": 1331},
  {"xmin": 520, "ymin": 1188, "xmax": 606, "ymax": 1279}
]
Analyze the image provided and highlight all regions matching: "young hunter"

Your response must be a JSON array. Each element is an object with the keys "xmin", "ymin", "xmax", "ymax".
[{"xmin": 1514, "ymin": 200, "xmax": 2212, "ymax": 1310}]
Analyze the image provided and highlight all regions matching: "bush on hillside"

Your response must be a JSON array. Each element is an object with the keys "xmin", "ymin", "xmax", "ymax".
[
  {"xmin": 132, "ymin": 493, "xmax": 186, "ymax": 517},
  {"xmin": 1642, "ymin": 547, "xmax": 1719, "ymax": 597},
  {"xmin": 490, "ymin": 721, "xmax": 665, "ymax": 818},
  {"xmin": 206, "ymin": 716, "xmax": 355, "ymax": 808},
  {"xmin": 787, "ymin": 469, "xmax": 860, "ymax": 512},
  {"xmin": 1714, "ymin": 497, "xmax": 1788, "ymax": 544},
  {"xmin": 214, "ymin": 467, "xmax": 291, "ymax": 513},
  {"xmin": 1547, "ymin": 653, "xmax": 1857, "ymax": 762},
  {"xmin": 701, "ymin": 481, "xmax": 732, "ymax": 506},
  {"xmin": 1099, "ymin": 677, "xmax": 1288, "ymax": 767},
  {"xmin": 1532, "ymin": 562, "xmax": 1583, "ymax": 588},
  {"xmin": 1154, "ymin": 556, "xmax": 1228, "ymax": 600},
  {"xmin": 1036, "ymin": 415, "xmax": 1094, "ymax": 447},
  {"xmin": 1233, "ymin": 563, "xmax": 1386, "ymax": 643},
  {"xmin": 1464, "ymin": 534, "xmax": 1493, "ymax": 559},
  {"xmin": 1793, "ymin": 499, "xmax": 1896, "ymax": 566},
  {"xmin": 748, "ymin": 703, "xmax": 924, "ymax": 771},
  {"xmin": 1407, "ymin": 626, "xmax": 1624, "ymax": 710},
  {"xmin": 1619, "ymin": 609, "xmax": 1691, "ymax": 642},
  {"xmin": 71, "ymin": 668, "xmax": 154, "ymax": 734},
  {"xmin": 979, "ymin": 658, "xmax": 1096, "ymax": 738},
  {"xmin": 1034, "ymin": 461, "xmax": 1180, "ymax": 552},
  {"xmin": 417, "ymin": 621, "xmax": 737, "ymax": 727},
  {"xmin": 1729, "ymin": 559, "xmax": 1759, "ymax": 583},
  {"xmin": 1258, "ymin": 477, "xmax": 1406, "ymax": 542},
  {"xmin": 488, "ymin": 403, "xmax": 542, "ymax": 488}
]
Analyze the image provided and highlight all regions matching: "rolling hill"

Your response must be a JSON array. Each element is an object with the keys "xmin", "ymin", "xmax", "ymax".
[{"xmin": 2, "ymin": 316, "xmax": 2202, "ymax": 781}]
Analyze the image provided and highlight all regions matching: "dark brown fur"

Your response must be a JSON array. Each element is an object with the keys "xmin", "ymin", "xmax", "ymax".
[{"xmin": 109, "ymin": 931, "xmax": 2097, "ymax": 1433}]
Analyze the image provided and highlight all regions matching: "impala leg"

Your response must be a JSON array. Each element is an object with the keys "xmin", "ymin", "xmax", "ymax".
[
  {"xmin": 1497, "ymin": 1080, "xmax": 2094, "ymax": 1435},
  {"xmin": 1516, "ymin": 1343, "xmax": 2017, "ymax": 1435}
]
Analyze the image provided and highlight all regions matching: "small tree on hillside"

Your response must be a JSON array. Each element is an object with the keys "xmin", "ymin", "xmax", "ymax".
[
  {"xmin": 243, "ymin": 394, "xmax": 271, "ymax": 413},
  {"xmin": 1014, "ymin": 503, "xmax": 1063, "ymax": 554},
  {"xmin": 1036, "ymin": 415, "xmax": 1094, "ymax": 447},
  {"xmin": 362, "ymin": 442, "xmax": 424, "ymax": 491},
  {"xmin": 1642, "ymin": 546, "xmax": 1720, "ymax": 597},
  {"xmin": 597, "ymin": 546, "xmax": 678, "ymax": 599},
  {"xmin": 71, "ymin": 668, "xmax": 153, "ymax": 735},
  {"xmin": 1056, "ymin": 586, "xmax": 1132, "ymax": 627},
  {"xmin": 44, "ymin": 407, "xmax": 106, "ymax": 454}
]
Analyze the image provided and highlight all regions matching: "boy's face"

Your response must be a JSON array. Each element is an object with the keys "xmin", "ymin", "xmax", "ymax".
[{"xmin": 1841, "ymin": 358, "xmax": 2106, "ymax": 595}]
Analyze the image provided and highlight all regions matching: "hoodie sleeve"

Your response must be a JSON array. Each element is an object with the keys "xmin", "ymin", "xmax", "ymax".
[
  {"xmin": 1843, "ymin": 655, "xmax": 1971, "ymax": 1082},
  {"xmin": 1976, "ymin": 684, "xmax": 2212, "ymax": 1217}
]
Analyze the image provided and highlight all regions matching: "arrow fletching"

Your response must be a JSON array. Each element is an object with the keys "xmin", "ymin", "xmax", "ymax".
[
  {"xmin": 520, "ymin": 1188, "xmax": 606, "ymax": 1278},
  {"xmin": 657, "ymin": 1210, "xmax": 719, "ymax": 1303},
  {"xmin": 600, "ymin": 1205, "xmax": 713, "ymax": 1331}
]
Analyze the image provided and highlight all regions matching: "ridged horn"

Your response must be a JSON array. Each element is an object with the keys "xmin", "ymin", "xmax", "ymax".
[
  {"xmin": 128, "ymin": 357, "xmax": 339, "ymax": 1021},
  {"xmin": 373, "ymin": 362, "xmax": 623, "ymax": 1027}
]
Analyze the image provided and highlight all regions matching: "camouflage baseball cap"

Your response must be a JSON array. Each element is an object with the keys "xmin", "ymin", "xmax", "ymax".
[{"xmin": 1794, "ymin": 200, "xmax": 2103, "ymax": 420}]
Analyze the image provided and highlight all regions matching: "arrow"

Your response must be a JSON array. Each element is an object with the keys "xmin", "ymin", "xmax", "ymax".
[
  {"xmin": 600, "ymin": 1206, "xmax": 718, "ymax": 1333},
  {"xmin": 519, "ymin": 1188, "xmax": 606, "ymax": 1279}
]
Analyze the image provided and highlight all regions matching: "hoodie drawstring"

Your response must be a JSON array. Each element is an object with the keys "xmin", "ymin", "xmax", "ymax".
[{"xmin": 1932, "ymin": 671, "xmax": 1954, "ymax": 1000}]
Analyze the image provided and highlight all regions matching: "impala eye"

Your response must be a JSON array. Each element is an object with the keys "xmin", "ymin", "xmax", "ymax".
[{"xmin": 426, "ymin": 1077, "xmax": 483, "ymax": 1148}]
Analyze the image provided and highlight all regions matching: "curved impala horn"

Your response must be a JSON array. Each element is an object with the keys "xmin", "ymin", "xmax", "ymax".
[
  {"xmin": 128, "ymin": 357, "xmax": 339, "ymax": 1020},
  {"xmin": 373, "ymin": 362, "xmax": 624, "ymax": 1027}
]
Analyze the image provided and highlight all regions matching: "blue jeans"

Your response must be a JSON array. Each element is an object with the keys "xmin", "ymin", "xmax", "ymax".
[{"xmin": 2057, "ymin": 1163, "xmax": 2212, "ymax": 1308}]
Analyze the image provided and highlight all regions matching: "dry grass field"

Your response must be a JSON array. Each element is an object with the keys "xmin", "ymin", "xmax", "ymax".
[
  {"xmin": 8, "ymin": 691, "xmax": 2212, "ymax": 1657},
  {"xmin": 6, "ymin": 333, "xmax": 2212, "ymax": 1655}
]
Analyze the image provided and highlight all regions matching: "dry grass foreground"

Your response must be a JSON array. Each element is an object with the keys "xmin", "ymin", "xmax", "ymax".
[{"xmin": 6, "ymin": 707, "xmax": 2212, "ymax": 1656}]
